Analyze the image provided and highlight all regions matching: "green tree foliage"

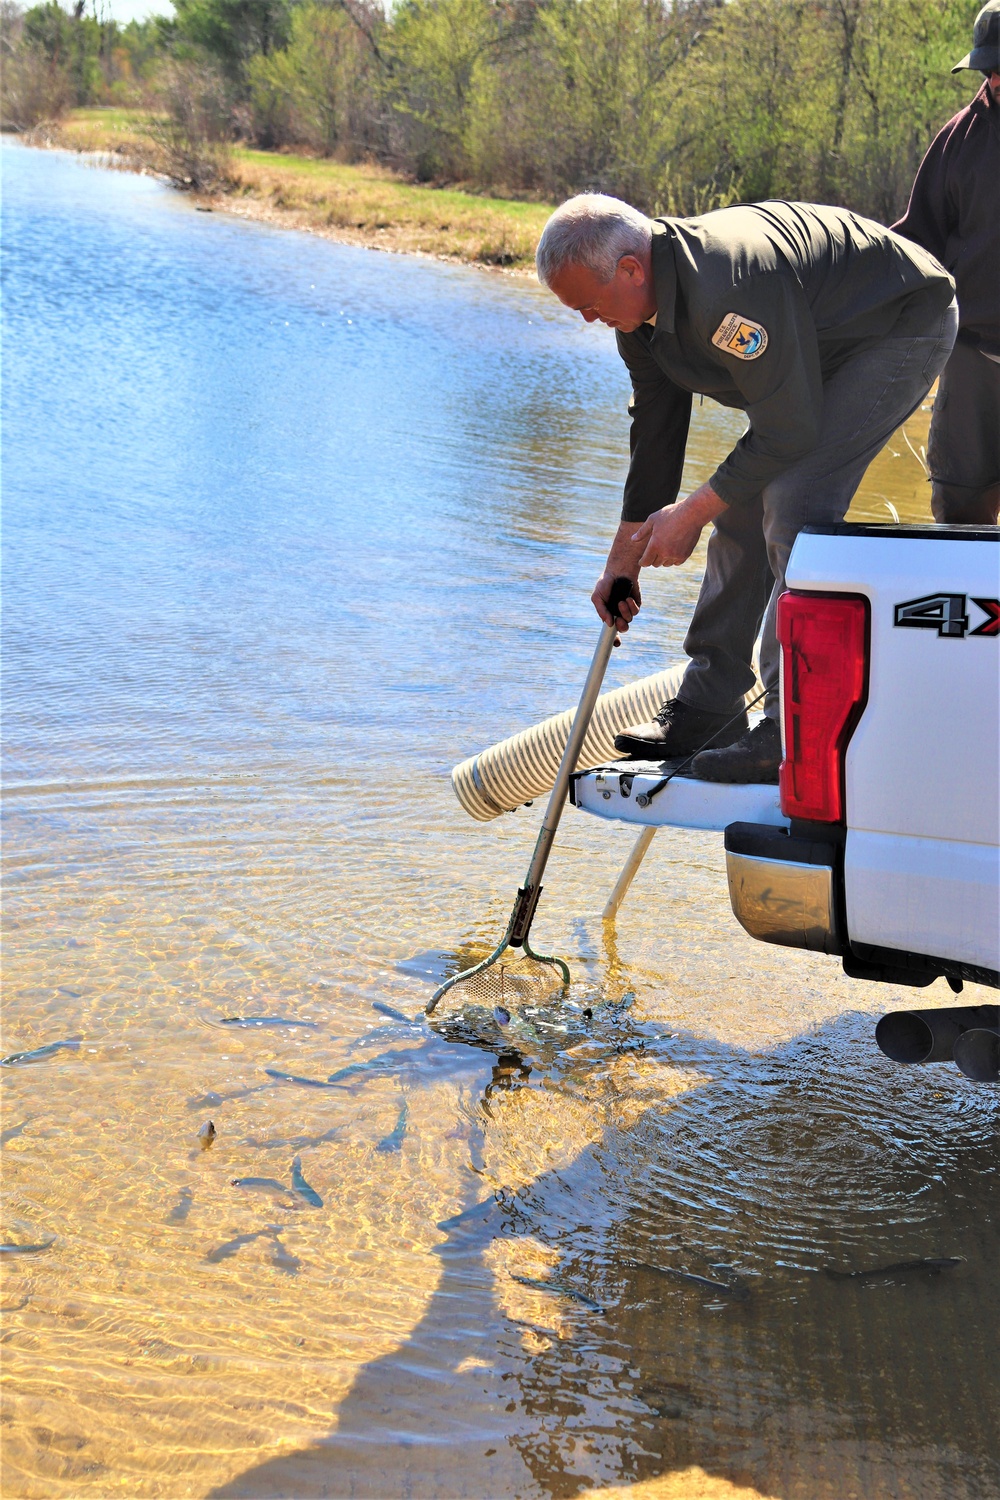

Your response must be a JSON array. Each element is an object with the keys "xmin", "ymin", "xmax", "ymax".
[
  {"xmin": 247, "ymin": 2, "xmax": 383, "ymax": 152},
  {"xmin": 2, "ymin": 0, "xmax": 982, "ymax": 223},
  {"xmin": 23, "ymin": 0, "xmax": 108, "ymax": 102},
  {"xmin": 386, "ymin": 0, "xmax": 507, "ymax": 177},
  {"xmin": 1, "ymin": 0, "xmax": 72, "ymax": 124},
  {"xmin": 464, "ymin": 0, "xmax": 711, "ymax": 200},
  {"xmin": 667, "ymin": 0, "xmax": 974, "ymax": 218},
  {"xmin": 172, "ymin": 0, "xmax": 294, "ymax": 85},
  {"xmin": 379, "ymin": 0, "xmax": 973, "ymax": 218},
  {"xmin": 1, "ymin": 1, "xmax": 168, "ymax": 122}
]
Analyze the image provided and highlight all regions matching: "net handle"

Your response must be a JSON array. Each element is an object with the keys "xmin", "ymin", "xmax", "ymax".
[
  {"xmin": 426, "ymin": 580, "xmax": 634, "ymax": 1014},
  {"xmin": 520, "ymin": 577, "xmax": 635, "ymax": 901}
]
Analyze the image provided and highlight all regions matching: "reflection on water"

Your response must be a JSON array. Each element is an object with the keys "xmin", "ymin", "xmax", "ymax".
[{"xmin": 2, "ymin": 142, "xmax": 998, "ymax": 1500}]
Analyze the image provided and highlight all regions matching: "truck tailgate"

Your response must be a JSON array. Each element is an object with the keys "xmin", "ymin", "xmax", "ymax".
[{"xmin": 788, "ymin": 526, "xmax": 999, "ymax": 971}]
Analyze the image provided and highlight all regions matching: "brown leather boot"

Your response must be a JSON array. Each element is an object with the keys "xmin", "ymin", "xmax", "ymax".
[
  {"xmin": 614, "ymin": 697, "xmax": 748, "ymax": 759},
  {"xmin": 690, "ymin": 717, "xmax": 781, "ymax": 784}
]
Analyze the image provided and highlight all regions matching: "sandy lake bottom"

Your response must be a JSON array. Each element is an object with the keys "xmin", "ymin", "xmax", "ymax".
[{"xmin": 2, "ymin": 141, "xmax": 998, "ymax": 1500}]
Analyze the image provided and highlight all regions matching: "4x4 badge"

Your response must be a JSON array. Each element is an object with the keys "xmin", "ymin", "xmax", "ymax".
[
  {"xmin": 971, "ymin": 597, "xmax": 1000, "ymax": 636},
  {"xmin": 894, "ymin": 593, "xmax": 1000, "ymax": 639}
]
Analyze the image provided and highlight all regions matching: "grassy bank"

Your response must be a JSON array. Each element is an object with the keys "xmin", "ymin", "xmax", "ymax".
[{"xmin": 28, "ymin": 109, "xmax": 554, "ymax": 270}]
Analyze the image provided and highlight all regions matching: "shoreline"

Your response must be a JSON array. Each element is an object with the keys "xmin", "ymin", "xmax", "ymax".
[{"xmin": 14, "ymin": 111, "xmax": 551, "ymax": 276}]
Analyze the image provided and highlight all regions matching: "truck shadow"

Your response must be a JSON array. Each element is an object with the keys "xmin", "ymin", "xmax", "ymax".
[{"xmin": 209, "ymin": 1008, "xmax": 1000, "ymax": 1500}]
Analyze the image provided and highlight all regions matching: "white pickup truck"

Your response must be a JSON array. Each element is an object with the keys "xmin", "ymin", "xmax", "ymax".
[{"xmin": 570, "ymin": 522, "xmax": 1000, "ymax": 1077}]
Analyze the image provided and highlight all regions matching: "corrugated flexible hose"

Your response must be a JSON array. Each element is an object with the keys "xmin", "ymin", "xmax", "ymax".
[{"xmin": 451, "ymin": 661, "xmax": 687, "ymax": 822}]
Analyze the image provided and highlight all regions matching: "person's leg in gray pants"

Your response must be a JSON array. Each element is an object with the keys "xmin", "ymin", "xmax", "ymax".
[
  {"xmin": 927, "ymin": 338, "xmax": 1000, "ymax": 525},
  {"xmin": 679, "ymin": 299, "xmax": 959, "ymax": 722}
]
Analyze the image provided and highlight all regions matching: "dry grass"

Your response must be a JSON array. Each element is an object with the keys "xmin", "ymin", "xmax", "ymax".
[
  {"xmin": 31, "ymin": 107, "xmax": 161, "ymax": 168},
  {"xmin": 29, "ymin": 109, "xmax": 554, "ymax": 271}
]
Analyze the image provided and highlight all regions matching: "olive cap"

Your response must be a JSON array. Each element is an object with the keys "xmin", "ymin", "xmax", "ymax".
[{"xmin": 952, "ymin": 0, "xmax": 1000, "ymax": 72}]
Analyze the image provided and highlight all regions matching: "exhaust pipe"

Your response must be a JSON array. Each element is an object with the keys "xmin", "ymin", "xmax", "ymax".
[
  {"xmin": 953, "ymin": 1027, "xmax": 1000, "ymax": 1083},
  {"xmin": 875, "ymin": 1005, "xmax": 1000, "ymax": 1065}
]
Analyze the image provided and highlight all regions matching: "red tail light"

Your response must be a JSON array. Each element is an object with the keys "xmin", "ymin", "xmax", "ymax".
[{"xmin": 777, "ymin": 591, "xmax": 869, "ymax": 823}]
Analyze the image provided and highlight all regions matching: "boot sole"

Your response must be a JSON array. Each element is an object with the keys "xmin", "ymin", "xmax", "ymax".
[
  {"xmin": 613, "ymin": 719, "xmax": 749, "ymax": 759},
  {"xmin": 691, "ymin": 762, "xmax": 780, "ymax": 785}
]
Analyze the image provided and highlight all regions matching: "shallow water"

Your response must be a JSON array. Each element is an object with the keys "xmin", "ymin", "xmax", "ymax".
[{"xmin": 2, "ymin": 142, "xmax": 998, "ymax": 1500}]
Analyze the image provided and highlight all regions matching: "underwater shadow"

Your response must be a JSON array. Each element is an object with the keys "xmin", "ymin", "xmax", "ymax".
[{"xmin": 209, "ymin": 1007, "xmax": 1000, "ymax": 1500}]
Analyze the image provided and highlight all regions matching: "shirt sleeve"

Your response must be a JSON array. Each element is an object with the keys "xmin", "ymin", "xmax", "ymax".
[
  {"xmin": 892, "ymin": 121, "xmax": 956, "ymax": 264},
  {"xmin": 615, "ymin": 330, "xmax": 693, "ymax": 524},
  {"xmin": 705, "ymin": 273, "xmax": 825, "ymax": 508}
]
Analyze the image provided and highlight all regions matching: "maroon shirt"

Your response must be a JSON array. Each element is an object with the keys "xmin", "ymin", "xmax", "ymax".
[{"xmin": 893, "ymin": 82, "xmax": 1000, "ymax": 354}]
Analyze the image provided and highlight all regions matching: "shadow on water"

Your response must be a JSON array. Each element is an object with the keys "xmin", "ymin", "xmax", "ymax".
[
  {"xmin": 209, "ymin": 1009, "xmax": 1000, "ymax": 1500},
  {"xmin": 3, "ymin": 143, "xmax": 991, "ymax": 1498}
]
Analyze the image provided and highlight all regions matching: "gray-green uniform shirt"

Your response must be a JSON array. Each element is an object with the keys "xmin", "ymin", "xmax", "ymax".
[{"xmin": 618, "ymin": 201, "xmax": 955, "ymax": 521}]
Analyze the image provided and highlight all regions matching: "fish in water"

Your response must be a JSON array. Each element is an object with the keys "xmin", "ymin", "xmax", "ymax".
[
  {"xmin": 1, "ymin": 1238, "xmax": 56, "ymax": 1255},
  {"xmin": 220, "ymin": 1016, "xmax": 320, "ymax": 1029},
  {"xmin": 376, "ymin": 1101, "xmax": 408, "ymax": 1153},
  {"xmin": 509, "ymin": 1273, "xmax": 605, "ymax": 1315},
  {"xmin": 1, "ymin": 1037, "xmax": 82, "ymax": 1067},
  {"xmin": 326, "ymin": 1062, "xmax": 378, "ymax": 1085},
  {"xmin": 264, "ymin": 1068, "xmax": 341, "ymax": 1090},
  {"xmin": 825, "ymin": 1257, "xmax": 962, "ymax": 1282},
  {"xmin": 291, "ymin": 1156, "xmax": 323, "ymax": 1207},
  {"xmin": 327, "ymin": 1050, "xmax": 415, "ymax": 1086},
  {"xmin": 230, "ymin": 1176, "xmax": 301, "ymax": 1209},
  {"xmin": 167, "ymin": 1188, "xmax": 194, "ymax": 1223},
  {"xmin": 371, "ymin": 1001, "xmax": 419, "ymax": 1025},
  {"xmin": 627, "ymin": 1259, "xmax": 750, "ymax": 1300},
  {"xmin": 490, "ymin": 1009, "xmax": 545, "ymax": 1050},
  {"xmin": 197, "ymin": 1121, "xmax": 216, "ymax": 1149},
  {"xmin": 0, "ymin": 1120, "xmax": 30, "ymax": 1147}
]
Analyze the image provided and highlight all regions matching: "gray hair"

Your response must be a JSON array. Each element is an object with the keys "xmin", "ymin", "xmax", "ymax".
[{"xmin": 535, "ymin": 194, "xmax": 653, "ymax": 286}]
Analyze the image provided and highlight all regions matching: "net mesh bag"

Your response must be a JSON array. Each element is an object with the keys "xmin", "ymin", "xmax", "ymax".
[{"xmin": 434, "ymin": 950, "xmax": 568, "ymax": 1015}]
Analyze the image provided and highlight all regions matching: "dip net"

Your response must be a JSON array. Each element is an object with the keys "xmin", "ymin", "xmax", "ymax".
[
  {"xmin": 433, "ymin": 947, "xmax": 569, "ymax": 1016},
  {"xmin": 426, "ymin": 581, "xmax": 639, "ymax": 1022}
]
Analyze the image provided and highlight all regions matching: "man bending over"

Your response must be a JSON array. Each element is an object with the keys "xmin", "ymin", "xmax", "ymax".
[{"xmin": 536, "ymin": 196, "xmax": 956, "ymax": 783}]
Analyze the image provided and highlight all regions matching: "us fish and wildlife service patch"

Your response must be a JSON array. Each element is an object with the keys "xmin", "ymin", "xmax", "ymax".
[{"xmin": 711, "ymin": 314, "xmax": 768, "ymax": 360}]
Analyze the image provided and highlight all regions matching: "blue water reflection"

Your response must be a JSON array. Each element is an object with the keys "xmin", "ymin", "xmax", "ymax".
[
  {"xmin": 5, "ymin": 143, "xmax": 744, "ymax": 794},
  {"xmin": 4, "ymin": 143, "xmax": 993, "ymax": 1500}
]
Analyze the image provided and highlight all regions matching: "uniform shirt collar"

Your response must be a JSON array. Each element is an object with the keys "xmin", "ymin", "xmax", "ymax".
[{"xmin": 650, "ymin": 220, "xmax": 678, "ymax": 336}]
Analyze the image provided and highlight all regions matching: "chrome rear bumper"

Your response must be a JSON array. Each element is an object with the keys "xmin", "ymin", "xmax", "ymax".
[{"xmin": 724, "ymin": 823, "xmax": 841, "ymax": 955}]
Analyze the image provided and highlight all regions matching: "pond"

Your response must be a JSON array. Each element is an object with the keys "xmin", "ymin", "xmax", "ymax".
[{"xmin": 2, "ymin": 141, "xmax": 997, "ymax": 1500}]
